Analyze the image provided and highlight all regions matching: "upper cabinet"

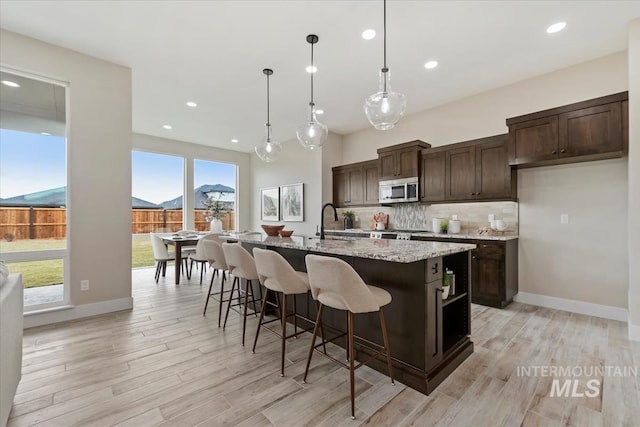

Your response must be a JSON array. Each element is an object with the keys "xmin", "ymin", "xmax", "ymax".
[
  {"xmin": 332, "ymin": 160, "xmax": 379, "ymax": 207},
  {"xmin": 377, "ymin": 140, "xmax": 431, "ymax": 180},
  {"xmin": 507, "ymin": 92, "xmax": 628, "ymax": 167},
  {"xmin": 421, "ymin": 134, "xmax": 516, "ymax": 203}
]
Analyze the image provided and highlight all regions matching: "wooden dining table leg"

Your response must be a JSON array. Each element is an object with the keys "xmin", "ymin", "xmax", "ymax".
[{"xmin": 174, "ymin": 242, "xmax": 182, "ymax": 285}]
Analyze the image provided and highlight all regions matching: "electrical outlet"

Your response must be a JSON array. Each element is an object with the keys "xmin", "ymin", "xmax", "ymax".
[
  {"xmin": 80, "ymin": 280, "xmax": 89, "ymax": 291},
  {"xmin": 488, "ymin": 214, "xmax": 495, "ymax": 222},
  {"xmin": 560, "ymin": 214, "xmax": 569, "ymax": 224}
]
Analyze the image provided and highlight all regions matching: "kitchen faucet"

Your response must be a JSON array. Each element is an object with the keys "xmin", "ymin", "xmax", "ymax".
[{"xmin": 320, "ymin": 202, "xmax": 338, "ymax": 240}]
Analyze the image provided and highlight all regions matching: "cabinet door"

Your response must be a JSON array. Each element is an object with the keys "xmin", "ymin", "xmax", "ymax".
[
  {"xmin": 379, "ymin": 152, "xmax": 397, "ymax": 180},
  {"xmin": 397, "ymin": 148, "xmax": 419, "ymax": 178},
  {"xmin": 332, "ymin": 169, "xmax": 347, "ymax": 207},
  {"xmin": 475, "ymin": 138, "xmax": 511, "ymax": 199},
  {"xmin": 346, "ymin": 166, "xmax": 364, "ymax": 206},
  {"xmin": 559, "ymin": 102, "xmax": 622, "ymax": 158},
  {"xmin": 471, "ymin": 242, "xmax": 506, "ymax": 303},
  {"xmin": 363, "ymin": 161, "xmax": 380, "ymax": 204},
  {"xmin": 421, "ymin": 151, "xmax": 446, "ymax": 202},
  {"xmin": 445, "ymin": 146, "xmax": 476, "ymax": 200},
  {"xmin": 508, "ymin": 116, "xmax": 559, "ymax": 165},
  {"xmin": 426, "ymin": 279, "xmax": 443, "ymax": 371}
]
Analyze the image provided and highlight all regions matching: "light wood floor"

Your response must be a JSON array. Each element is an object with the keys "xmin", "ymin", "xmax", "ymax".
[{"xmin": 8, "ymin": 267, "xmax": 640, "ymax": 427}]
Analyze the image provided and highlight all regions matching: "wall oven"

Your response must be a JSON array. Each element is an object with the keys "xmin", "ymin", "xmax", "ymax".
[{"xmin": 379, "ymin": 177, "xmax": 419, "ymax": 203}]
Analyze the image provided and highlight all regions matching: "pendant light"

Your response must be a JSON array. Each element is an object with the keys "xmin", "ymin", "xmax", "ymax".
[
  {"xmin": 297, "ymin": 34, "xmax": 328, "ymax": 150},
  {"xmin": 255, "ymin": 68, "xmax": 282, "ymax": 162},
  {"xmin": 363, "ymin": 0, "xmax": 406, "ymax": 130}
]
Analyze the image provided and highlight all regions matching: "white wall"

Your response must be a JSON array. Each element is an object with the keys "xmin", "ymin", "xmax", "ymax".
[
  {"xmin": 133, "ymin": 133, "xmax": 252, "ymax": 232},
  {"xmin": 628, "ymin": 19, "xmax": 640, "ymax": 339},
  {"xmin": 1, "ymin": 30, "xmax": 133, "ymax": 312},
  {"xmin": 250, "ymin": 137, "xmax": 328, "ymax": 236},
  {"xmin": 342, "ymin": 51, "xmax": 630, "ymax": 310}
]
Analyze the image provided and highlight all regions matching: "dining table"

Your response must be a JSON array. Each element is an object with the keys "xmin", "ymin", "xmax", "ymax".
[{"xmin": 159, "ymin": 234, "xmax": 200, "ymax": 284}]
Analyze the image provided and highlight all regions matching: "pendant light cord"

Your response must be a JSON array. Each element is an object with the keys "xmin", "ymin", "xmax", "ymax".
[
  {"xmin": 382, "ymin": 0, "xmax": 388, "ymax": 93},
  {"xmin": 310, "ymin": 40, "xmax": 314, "ymax": 106}
]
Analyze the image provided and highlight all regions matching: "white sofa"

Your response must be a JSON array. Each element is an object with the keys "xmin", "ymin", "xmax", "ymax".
[{"xmin": 0, "ymin": 272, "xmax": 23, "ymax": 427}]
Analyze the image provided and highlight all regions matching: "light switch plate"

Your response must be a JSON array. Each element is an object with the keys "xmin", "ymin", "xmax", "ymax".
[
  {"xmin": 80, "ymin": 280, "xmax": 89, "ymax": 291},
  {"xmin": 560, "ymin": 214, "xmax": 569, "ymax": 224}
]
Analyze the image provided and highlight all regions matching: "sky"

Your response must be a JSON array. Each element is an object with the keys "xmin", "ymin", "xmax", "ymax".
[{"xmin": 0, "ymin": 129, "xmax": 237, "ymax": 204}]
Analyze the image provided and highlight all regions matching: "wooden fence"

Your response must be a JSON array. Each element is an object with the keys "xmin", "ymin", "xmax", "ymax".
[{"xmin": 0, "ymin": 207, "xmax": 236, "ymax": 240}]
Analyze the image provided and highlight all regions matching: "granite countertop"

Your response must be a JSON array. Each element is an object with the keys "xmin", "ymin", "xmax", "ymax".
[
  {"xmin": 227, "ymin": 233, "xmax": 476, "ymax": 263},
  {"xmin": 325, "ymin": 229, "xmax": 518, "ymax": 241}
]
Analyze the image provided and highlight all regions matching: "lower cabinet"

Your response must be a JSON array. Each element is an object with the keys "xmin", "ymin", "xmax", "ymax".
[{"xmin": 414, "ymin": 236, "xmax": 518, "ymax": 308}]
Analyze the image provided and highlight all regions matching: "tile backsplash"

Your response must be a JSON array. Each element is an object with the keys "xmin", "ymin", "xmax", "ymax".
[{"xmin": 331, "ymin": 202, "xmax": 518, "ymax": 233}]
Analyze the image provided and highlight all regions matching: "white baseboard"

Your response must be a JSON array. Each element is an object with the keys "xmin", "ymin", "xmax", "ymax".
[
  {"xmin": 24, "ymin": 297, "xmax": 133, "ymax": 329},
  {"xmin": 629, "ymin": 321, "xmax": 640, "ymax": 342},
  {"xmin": 513, "ymin": 292, "xmax": 628, "ymax": 322}
]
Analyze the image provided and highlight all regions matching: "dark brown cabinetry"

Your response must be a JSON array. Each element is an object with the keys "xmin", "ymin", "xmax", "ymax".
[
  {"xmin": 332, "ymin": 160, "xmax": 379, "ymax": 207},
  {"xmin": 421, "ymin": 134, "xmax": 516, "ymax": 203},
  {"xmin": 420, "ymin": 151, "xmax": 446, "ymax": 202},
  {"xmin": 377, "ymin": 140, "xmax": 430, "ymax": 181},
  {"xmin": 413, "ymin": 236, "xmax": 518, "ymax": 309},
  {"xmin": 507, "ymin": 92, "xmax": 628, "ymax": 167}
]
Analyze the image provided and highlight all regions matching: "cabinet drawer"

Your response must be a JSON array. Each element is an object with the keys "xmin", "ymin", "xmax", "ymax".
[
  {"xmin": 426, "ymin": 257, "xmax": 443, "ymax": 282},
  {"xmin": 474, "ymin": 242, "xmax": 505, "ymax": 259}
]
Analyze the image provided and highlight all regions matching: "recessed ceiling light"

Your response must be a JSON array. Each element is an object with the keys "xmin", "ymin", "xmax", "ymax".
[
  {"xmin": 546, "ymin": 22, "xmax": 566, "ymax": 34},
  {"xmin": 186, "ymin": 101, "xmax": 197, "ymax": 107},
  {"xmin": 231, "ymin": 139, "xmax": 239, "ymax": 143},
  {"xmin": 424, "ymin": 60, "xmax": 439, "ymax": 69},
  {"xmin": 163, "ymin": 125, "xmax": 172, "ymax": 130},
  {"xmin": 306, "ymin": 65, "xmax": 317, "ymax": 74},
  {"xmin": 40, "ymin": 132, "xmax": 52, "ymax": 136},
  {"xmin": 315, "ymin": 109, "xmax": 324, "ymax": 115},
  {"xmin": 1, "ymin": 80, "xmax": 20, "ymax": 88},
  {"xmin": 362, "ymin": 29, "xmax": 376, "ymax": 40}
]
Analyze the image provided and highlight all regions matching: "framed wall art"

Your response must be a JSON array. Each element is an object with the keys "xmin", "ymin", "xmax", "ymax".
[
  {"xmin": 260, "ymin": 187, "xmax": 280, "ymax": 221},
  {"xmin": 280, "ymin": 183, "xmax": 304, "ymax": 222}
]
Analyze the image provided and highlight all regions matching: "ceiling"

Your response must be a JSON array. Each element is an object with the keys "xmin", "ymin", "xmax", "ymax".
[{"xmin": 1, "ymin": 1, "xmax": 639, "ymax": 153}]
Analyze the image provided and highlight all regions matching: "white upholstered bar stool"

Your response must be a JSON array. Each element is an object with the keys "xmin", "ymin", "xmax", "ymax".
[
  {"xmin": 202, "ymin": 239, "xmax": 232, "ymax": 327},
  {"xmin": 251, "ymin": 248, "xmax": 315, "ymax": 376},
  {"xmin": 188, "ymin": 233, "xmax": 222, "ymax": 285},
  {"xmin": 221, "ymin": 243, "xmax": 261, "ymax": 345},
  {"xmin": 303, "ymin": 254, "xmax": 394, "ymax": 420}
]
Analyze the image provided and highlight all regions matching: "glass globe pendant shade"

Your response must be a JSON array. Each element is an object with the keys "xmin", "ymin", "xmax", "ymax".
[
  {"xmin": 364, "ymin": 68, "xmax": 406, "ymax": 130},
  {"xmin": 296, "ymin": 103, "xmax": 328, "ymax": 150},
  {"xmin": 255, "ymin": 124, "xmax": 282, "ymax": 163}
]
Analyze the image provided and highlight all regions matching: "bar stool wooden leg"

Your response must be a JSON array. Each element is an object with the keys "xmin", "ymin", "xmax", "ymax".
[
  {"xmin": 242, "ymin": 279, "xmax": 250, "ymax": 346},
  {"xmin": 379, "ymin": 309, "xmax": 395, "ymax": 385},
  {"xmin": 217, "ymin": 271, "xmax": 226, "ymax": 327},
  {"xmin": 292, "ymin": 297, "xmax": 298, "ymax": 337},
  {"xmin": 303, "ymin": 303, "xmax": 324, "ymax": 383},
  {"xmin": 280, "ymin": 293, "xmax": 287, "ymax": 377},
  {"xmin": 223, "ymin": 276, "xmax": 238, "ymax": 330},
  {"xmin": 348, "ymin": 311, "xmax": 355, "ymax": 420},
  {"xmin": 252, "ymin": 288, "xmax": 270, "ymax": 353}
]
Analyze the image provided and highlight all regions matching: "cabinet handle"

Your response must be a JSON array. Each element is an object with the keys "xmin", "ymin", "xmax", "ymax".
[
  {"xmin": 552, "ymin": 150, "xmax": 557, "ymax": 154},
  {"xmin": 482, "ymin": 244, "xmax": 488, "ymax": 248},
  {"xmin": 470, "ymin": 192, "xmax": 475, "ymax": 196},
  {"xmin": 476, "ymin": 192, "xmax": 481, "ymax": 195},
  {"xmin": 560, "ymin": 149, "xmax": 566, "ymax": 153},
  {"xmin": 436, "ymin": 288, "xmax": 444, "ymax": 293},
  {"xmin": 432, "ymin": 263, "xmax": 439, "ymax": 274},
  {"xmin": 472, "ymin": 255, "xmax": 477, "ymax": 259}
]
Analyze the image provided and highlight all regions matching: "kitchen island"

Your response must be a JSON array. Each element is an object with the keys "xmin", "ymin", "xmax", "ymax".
[{"xmin": 229, "ymin": 233, "xmax": 476, "ymax": 395}]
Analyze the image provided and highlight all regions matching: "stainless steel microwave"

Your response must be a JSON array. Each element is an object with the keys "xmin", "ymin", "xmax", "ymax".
[{"xmin": 379, "ymin": 177, "xmax": 419, "ymax": 203}]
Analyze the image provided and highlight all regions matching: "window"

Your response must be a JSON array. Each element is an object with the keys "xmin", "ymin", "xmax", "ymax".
[
  {"xmin": 194, "ymin": 159, "xmax": 237, "ymax": 232},
  {"xmin": 0, "ymin": 70, "xmax": 68, "ymax": 310}
]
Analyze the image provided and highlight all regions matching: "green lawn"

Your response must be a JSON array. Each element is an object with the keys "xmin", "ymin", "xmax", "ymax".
[{"xmin": 2, "ymin": 237, "xmax": 156, "ymax": 288}]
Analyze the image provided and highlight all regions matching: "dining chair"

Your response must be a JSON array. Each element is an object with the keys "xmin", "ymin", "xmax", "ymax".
[
  {"xmin": 188, "ymin": 233, "xmax": 223, "ymax": 285},
  {"xmin": 150, "ymin": 233, "xmax": 190, "ymax": 283}
]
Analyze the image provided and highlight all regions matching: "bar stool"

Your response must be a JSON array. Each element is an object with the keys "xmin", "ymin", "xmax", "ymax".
[
  {"xmin": 252, "ymin": 248, "xmax": 317, "ymax": 377},
  {"xmin": 221, "ymin": 243, "xmax": 261, "ymax": 345},
  {"xmin": 303, "ymin": 254, "xmax": 394, "ymax": 420},
  {"xmin": 202, "ymin": 239, "xmax": 231, "ymax": 327}
]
